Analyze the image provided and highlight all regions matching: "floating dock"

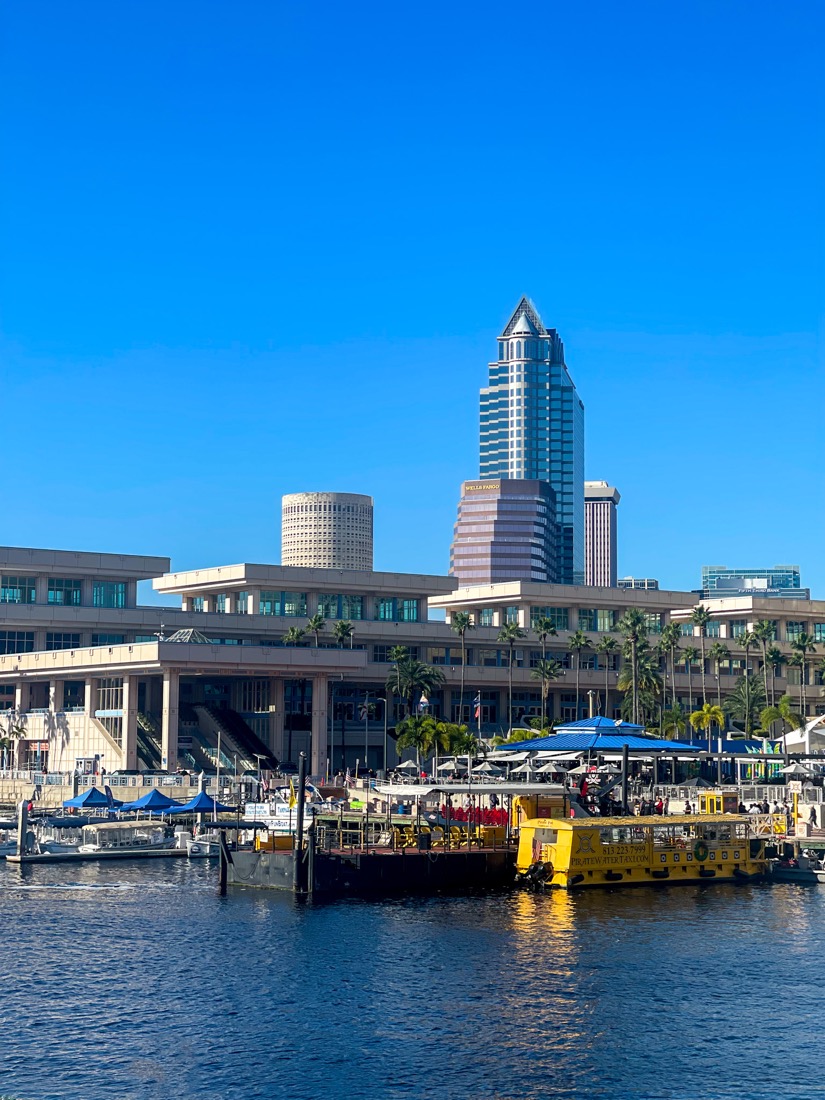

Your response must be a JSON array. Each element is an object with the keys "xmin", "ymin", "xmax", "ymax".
[{"xmin": 224, "ymin": 842, "xmax": 516, "ymax": 896}]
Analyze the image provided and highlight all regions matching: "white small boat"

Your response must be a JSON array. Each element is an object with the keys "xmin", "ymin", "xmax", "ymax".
[
  {"xmin": 77, "ymin": 820, "xmax": 177, "ymax": 856},
  {"xmin": 186, "ymin": 832, "xmax": 222, "ymax": 858}
]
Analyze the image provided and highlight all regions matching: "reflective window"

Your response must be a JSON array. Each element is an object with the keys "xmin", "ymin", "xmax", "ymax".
[
  {"xmin": 0, "ymin": 631, "xmax": 34, "ymax": 654},
  {"xmin": 214, "ymin": 594, "xmax": 227, "ymax": 614},
  {"xmin": 236, "ymin": 591, "xmax": 249, "ymax": 614},
  {"xmin": 48, "ymin": 578, "xmax": 82, "ymax": 606},
  {"xmin": 46, "ymin": 632, "xmax": 81, "ymax": 650},
  {"xmin": 93, "ymin": 582, "xmax": 126, "ymax": 609},
  {"xmin": 786, "ymin": 621, "xmax": 806, "ymax": 642},
  {"xmin": 92, "ymin": 634, "xmax": 125, "ymax": 646},
  {"xmin": 192, "ymin": 596, "xmax": 205, "ymax": 613},
  {"xmin": 531, "ymin": 606, "xmax": 569, "ymax": 630},
  {"xmin": 259, "ymin": 591, "xmax": 307, "ymax": 617},
  {"xmin": 0, "ymin": 575, "xmax": 36, "ymax": 604}
]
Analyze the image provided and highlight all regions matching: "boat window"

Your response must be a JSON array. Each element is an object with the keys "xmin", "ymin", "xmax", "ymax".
[{"xmin": 599, "ymin": 826, "xmax": 646, "ymax": 845}]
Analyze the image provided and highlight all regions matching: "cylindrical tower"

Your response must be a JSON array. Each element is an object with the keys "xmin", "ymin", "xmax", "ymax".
[{"xmin": 281, "ymin": 492, "xmax": 374, "ymax": 571}]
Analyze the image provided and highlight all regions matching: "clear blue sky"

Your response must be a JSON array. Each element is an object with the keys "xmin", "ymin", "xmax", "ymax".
[{"xmin": 1, "ymin": 1, "xmax": 823, "ymax": 603}]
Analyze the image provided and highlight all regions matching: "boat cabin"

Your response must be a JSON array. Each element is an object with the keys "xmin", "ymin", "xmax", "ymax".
[{"xmin": 517, "ymin": 814, "xmax": 765, "ymax": 889}]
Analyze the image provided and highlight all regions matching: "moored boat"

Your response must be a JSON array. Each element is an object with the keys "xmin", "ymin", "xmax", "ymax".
[
  {"xmin": 77, "ymin": 820, "xmax": 177, "ymax": 856},
  {"xmin": 517, "ymin": 813, "xmax": 766, "ymax": 890}
]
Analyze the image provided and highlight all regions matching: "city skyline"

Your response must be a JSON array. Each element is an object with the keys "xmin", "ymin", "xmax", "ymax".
[{"xmin": 1, "ymin": 4, "xmax": 822, "ymax": 599}]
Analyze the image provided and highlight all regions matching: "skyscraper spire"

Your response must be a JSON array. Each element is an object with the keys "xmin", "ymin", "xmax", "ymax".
[{"xmin": 478, "ymin": 298, "xmax": 585, "ymax": 585}]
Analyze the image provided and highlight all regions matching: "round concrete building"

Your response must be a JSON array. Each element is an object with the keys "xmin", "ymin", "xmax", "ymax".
[{"xmin": 281, "ymin": 492, "xmax": 374, "ymax": 571}]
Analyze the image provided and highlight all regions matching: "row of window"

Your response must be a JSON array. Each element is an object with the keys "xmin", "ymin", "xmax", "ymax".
[
  {"xmin": 194, "ymin": 591, "xmax": 419, "ymax": 623},
  {"xmin": 0, "ymin": 576, "xmax": 127, "ymax": 608}
]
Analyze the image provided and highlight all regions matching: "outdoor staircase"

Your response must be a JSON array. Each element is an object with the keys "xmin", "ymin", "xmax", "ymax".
[
  {"xmin": 193, "ymin": 705, "xmax": 277, "ymax": 772},
  {"xmin": 136, "ymin": 712, "xmax": 162, "ymax": 770}
]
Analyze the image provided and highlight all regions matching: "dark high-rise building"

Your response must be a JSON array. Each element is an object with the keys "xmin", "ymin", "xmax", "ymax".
[
  {"xmin": 449, "ymin": 479, "xmax": 557, "ymax": 587},
  {"xmin": 479, "ymin": 297, "xmax": 584, "ymax": 584}
]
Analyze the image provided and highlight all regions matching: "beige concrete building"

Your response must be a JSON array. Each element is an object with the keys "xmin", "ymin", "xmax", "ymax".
[
  {"xmin": 1, "ymin": 544, "xmax": 824, "ymax": 781},
  {"xmin": 281, "ymin": 492, "xmax": 373, "ymax": 570},
  {"xmin": 584, "ymin": 480, "xmax": 620, "ymax": 587}
]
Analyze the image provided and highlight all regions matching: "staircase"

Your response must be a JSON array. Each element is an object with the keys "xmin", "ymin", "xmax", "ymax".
[
  {"xmin": 193, "ymin": 705, "xmax": 277, "ymax": 772},
  {"xmin": 136, "ymin": 712, "xmax": 162, "ymax": 770}
]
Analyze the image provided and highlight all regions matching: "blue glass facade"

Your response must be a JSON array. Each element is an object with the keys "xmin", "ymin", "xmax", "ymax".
[
  {"xmin": 479, "ymin": 298, "xmax": 584, "ymax": 585},
  {"xmin": 700, "ymin": 565, "xmax": 808, "ymax": 600}
]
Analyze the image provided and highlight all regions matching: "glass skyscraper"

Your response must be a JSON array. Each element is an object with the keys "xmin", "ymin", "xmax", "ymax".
[{"xmin": 479, "ymin": 297, "xmax": 585, "ymax": 585}]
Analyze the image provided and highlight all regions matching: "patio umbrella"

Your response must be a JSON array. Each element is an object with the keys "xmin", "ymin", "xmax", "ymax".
[
  {"xmin": 472, "ymin": 761, "xmax": 503, "ymax": 775},
  {"xmin": 395, "ymin": 759, "xmax": 418, "ymax": 771},
  {"xmin": 781, "ymin": 763, "xmax": 814, "ymax": 777},
  {"xmin": 509, "ymin": 761, "xmax": 535, "ymax": 775},
  {"xmin": 436, "ymin": 759, "xmax": 461, "ymax": 772},
  {"xmin": 536, "ymin": 761, "xmax": 567, "ymax": 774}
]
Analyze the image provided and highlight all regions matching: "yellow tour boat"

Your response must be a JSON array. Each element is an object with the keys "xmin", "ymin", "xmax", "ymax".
[{"xmin": 516, "ymin": 814, "xmax": 766, "ymax": 890}]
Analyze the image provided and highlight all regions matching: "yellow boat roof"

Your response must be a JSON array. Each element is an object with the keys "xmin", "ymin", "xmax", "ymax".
[{"xmin": 525, "ymin": 814, "xmax": 752, "ymax": 829}]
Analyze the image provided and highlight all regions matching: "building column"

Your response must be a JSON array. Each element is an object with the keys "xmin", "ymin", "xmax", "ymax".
[
  {"xmin": 161, "ymin": 669, "xmax": 180, "ymax": 772},
  {"xmin": 269, "ymin": 678, "xmax": 285, "ymax": 759},
  {"xmin": 49, "ymin": 679, "xmax": 65, "ymax": 713},
  {"xmin": 310, "ymin": 674, "xmax": 328, "ymax": 777},
  {"xmin": 15, "ymin": 682, "xmax": 31, "ymax": 713},
  {"xmin": 247, "ymin": 591, "xmax": 259, "ymax": 615},
  {"xmin": 121, "ymin": 675, "xmax": 139, "ymax": 771}
]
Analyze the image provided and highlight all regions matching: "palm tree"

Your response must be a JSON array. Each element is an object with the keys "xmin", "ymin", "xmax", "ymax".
[
  {"xmin": 661, "ymin": 704, "xmax": 687, "ymax": 741},
  {"xmin": 765, "ymin": 645, "xmax": 783, "ymax": 707},
  {"xmin": 395, "ymin": 716, "xmax": 434, "ymax": 771},
  {"xmin": 497, "ymin": 623, "xmax": 526, "ymax": 734},
  {"xmin": 661, "ymin": 621, "xmax": 682, "ymax": 711},
  {"xmin": 450, "ymin": 611, "xmax": 475, "ymax": 725},
  {"xmin": 689, "ymin": 702, "xmax": 726, "ymax": 752},
  {"xmin": 682, "ymin": 646, "xmax": 700, "ymax": 712},
  {"xmin": 791, "ymin": 632, "xmax": 818, "ymax": 719},
  {"xmin": 760, "ymin": 695, "xmax": 803, "ymax": 737},
  {"xmin": 282, "ymin": 626, "xmax": 305, "ymax": 646},
  {"xmin": 532, "ymin": 616, "xmax": 558, "ymax": 662},
  {"xmin": 384, "ymin": 645, "xmax": 409, "ymax": 724},
  {"xmin": 596, "ymin": 636, "xmax": 618, "ymax": 716},
  {"xmin": 530, "ymin": 658, "xmax": 563, "ymax": 732},
  {"xmin": 723, "ymin": 673, "xmax": 766, "ymax": 736},
  {"xmin": 615, "ymin": 608, "xmax": 647, "ymax": 725},
  {"xmin": 333, "ymin": 620, "xmax": 354, "ymax": 648},
  {"xmin": 739, "ymin": 633, "xmax": 761, "ymax": 726},
  {"xmin": 752, "ymin": 620, "xmax": 775, "ymax": 699},
  {"xmin": 305, "ymin": 613, "xmax": 325, "ymax": 648},
  {"xmin": 567, "ymin": 629, "xmax": 591, "ymax": 721},
  {"xmin": 386, "ymin": 657, "xmax": 445, "ymax": 718},
  {"xmin": 689, "ymin": 605, "xmax": 712, "ymax": 705},
  {"xmin": 618, "ymin": 644, "xmax": 662, "ymax": 725},
  {"xmin": 707, "ymin": 642, "xmax": 730, "ymax": 709}
]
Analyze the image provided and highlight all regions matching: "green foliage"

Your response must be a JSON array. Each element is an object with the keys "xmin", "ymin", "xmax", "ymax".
[
  {"xmin": 333, "ymin": 620, "xmax": 354, "ymax": 647},
  {"xmin": 385, "ymin": 657, "xmax": 445, "ymax": 716},
  {"xmin": 723, "ymin": 674, "xmax": 766, "ymax": 734},
  {"xmin": 282, "ymin": 626, "xmax": 306, "ymax": 646},
  {"xmin": 305, "ymin": 613, "xmax": 325, "ymax": 646}
]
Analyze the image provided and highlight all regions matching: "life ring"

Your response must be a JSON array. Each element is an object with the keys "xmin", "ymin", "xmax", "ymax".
[{"xmin": 694, "ymin": 840, "xmax": 709, "ymax": 862}]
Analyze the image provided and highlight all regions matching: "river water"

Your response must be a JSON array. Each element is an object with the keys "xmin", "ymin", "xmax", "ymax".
[{"xmin": 0, "ymin": 859, "xmax": 821, "ymax": 1100}]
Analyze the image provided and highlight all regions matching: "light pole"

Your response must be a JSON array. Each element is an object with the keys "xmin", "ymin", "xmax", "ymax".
[{"xmin": 254, "ymin": 752, "xmax": 266, "ymax": 799}]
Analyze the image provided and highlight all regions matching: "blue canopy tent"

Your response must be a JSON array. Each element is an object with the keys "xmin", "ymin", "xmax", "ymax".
[
  {"xmin": 168, "ymin": 792, "xmax": 235, "ymax": 815},
  {"xmin": 118, "ymin": 789, "xmax": 182, "ymax": 813},
  {"xmin": 496, "ymin": 718, "xmax": 702, "ymax": 754},
  {"xmin": 63, "ymin": 786, "xmax": 124, "ymax": 809}
]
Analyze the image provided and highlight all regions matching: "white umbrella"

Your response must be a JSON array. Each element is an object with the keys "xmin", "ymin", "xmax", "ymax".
[
  {"xmin": 536, "ymin": 761, "xmax": 568, "ymax": 774},
  {"xmin": 436, "ymin": 759, "xmax": 461, "ymax": 772},
  {"xmin": 781, "ymin": 762, "xmax": 814, "ymax": 777},
  {"xmin": 395, "ymin": 759, "xmax": 418, "ymax": 771},
  {"xmin": 472, "ymin": 761, "xmax": 504, "ymax": 775},
  {"xmin": 509, "ymin": 761, "xmax": 535, "ymax": 775}
]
